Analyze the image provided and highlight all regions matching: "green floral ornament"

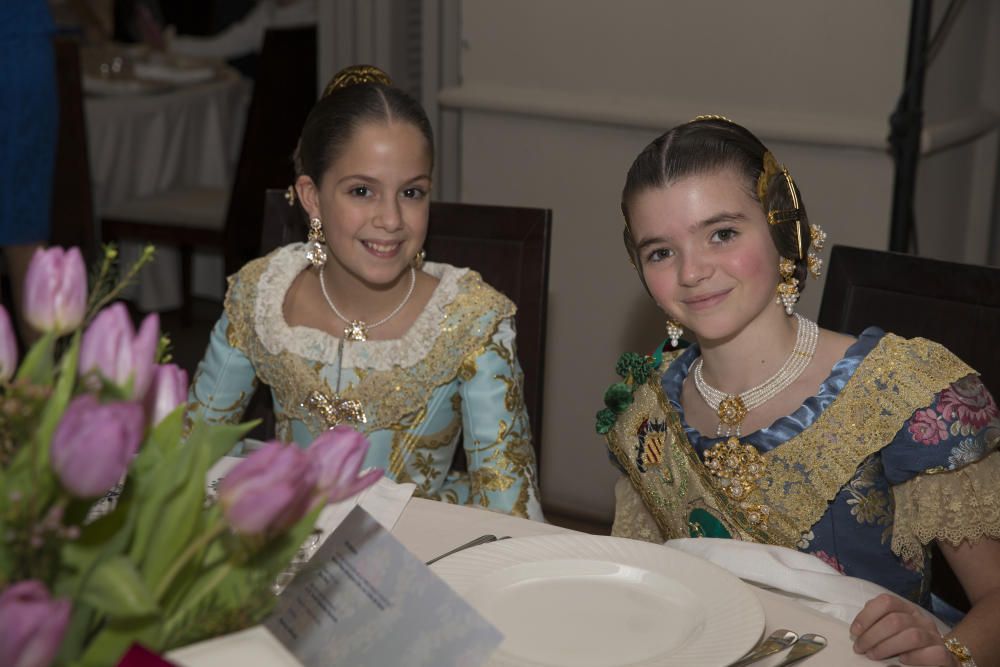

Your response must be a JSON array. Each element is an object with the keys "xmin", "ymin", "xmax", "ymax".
[
  {"xmin": 595, "ymin": 408, "xmax": 617, "ymax": 435},
  {"xmin": 614, "ymin": 352, "xmax": 656, "ymax": 385},
  {"xmin": 603, "ymin": 382, "xmax": 633, "ymax": 414}
]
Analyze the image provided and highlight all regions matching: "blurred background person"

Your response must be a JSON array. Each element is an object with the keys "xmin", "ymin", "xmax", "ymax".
[{"xmin": 0, "ymin": 0, "xmax": 58, "ymax": 345}]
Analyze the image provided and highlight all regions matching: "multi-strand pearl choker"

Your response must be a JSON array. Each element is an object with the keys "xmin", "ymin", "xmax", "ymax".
[
  {"xmin": 692, "ymin": 314, "xmax": 819, "ymax": 437},
  {"xmin": 319, "ymin": 265, "xmax": 416, "ymax": 342}
]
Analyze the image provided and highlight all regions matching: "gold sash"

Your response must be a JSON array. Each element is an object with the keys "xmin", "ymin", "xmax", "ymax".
[{"xmin": 606, "ymin": 335, "xmax": 974, "ymax": 547}]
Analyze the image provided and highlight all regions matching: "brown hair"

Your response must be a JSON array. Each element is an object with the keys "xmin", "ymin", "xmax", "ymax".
[
  {"xmin": 621, "ymin": 117, "xmax": 812, "ymax": 291},
  {"xmin": 294, "ymin": 67, "xmax": 434, "ymax": 183}
]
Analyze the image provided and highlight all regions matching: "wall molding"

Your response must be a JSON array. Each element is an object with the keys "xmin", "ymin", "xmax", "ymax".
[{"xmin": 438, "ymin": 82, "xmax": 1000, "ymax": 154}]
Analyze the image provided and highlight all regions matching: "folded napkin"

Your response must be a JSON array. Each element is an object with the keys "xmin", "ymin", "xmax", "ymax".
[
  {"xmin": 134, "ymin": 62, "xmax": 214, "ymax": 84},
  {"xmin": 667, "ymin": 538, "xmax": 950, "ymax": 632}
]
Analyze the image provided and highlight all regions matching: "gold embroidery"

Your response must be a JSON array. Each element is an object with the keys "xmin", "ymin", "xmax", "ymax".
[
  {"xmin": 224, "ymin": 255, "xmax": 516, "ymax": 435},
  {"xmin": 757, "ymin": 335, "xmax": 972, "ymax": 546},
  {"xmin": 608, "ymin": 335, "xmax": 975, "ymax": 550},
  {"xmin": 892, "ymin": 449, "xmax": 1000, "ymax": 566}
]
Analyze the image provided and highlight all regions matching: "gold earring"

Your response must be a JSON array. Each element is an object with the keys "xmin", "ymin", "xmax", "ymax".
[
  {"xmin": 412, "ymin": 249, "xmax": 426, "ymax": 270},
  {"xmin": 807, "ymin": 223, "xmax": 827, "ymax": 278},
  {"xmin": 666, "ymin": 318, "xmax": 683, "ymax": 348},
  {"xmin": 776, "ymin": 257, "xmax": 799, "ymax": 316},
  {"xmin": 306, "ymin": 217, "xmax": 327, "ymax": 268}
]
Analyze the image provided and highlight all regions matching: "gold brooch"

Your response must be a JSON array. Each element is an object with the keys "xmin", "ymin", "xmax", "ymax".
[
  {"xmin": 305, "ymin": 390, "xmax": 366, "ymax": 427},
  {"xmin": 704, "ymin": 436, "xmax": 770, "ymax": 527}
]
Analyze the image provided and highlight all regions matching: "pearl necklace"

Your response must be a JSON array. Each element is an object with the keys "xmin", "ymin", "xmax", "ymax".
[
  {"xmin": 692, "ymin": 314, "xmax": 818, "ymax": 437},
  {"xmin": 319, "ymin": 265, "xmax": 416, "ymax": 342}
]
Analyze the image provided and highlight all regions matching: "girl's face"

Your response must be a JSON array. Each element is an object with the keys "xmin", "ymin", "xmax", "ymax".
[
  {"xmin": 627, "ymin": 168, "xmax": 782, "ymax": 344},
  {"xmin": 297, "ymin": 120, "xmax": 432, "ymax": 288}
]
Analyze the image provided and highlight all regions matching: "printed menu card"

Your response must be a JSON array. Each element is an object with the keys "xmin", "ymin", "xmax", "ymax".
[{"xmin": 266, "ymin": 506, "xmax": 503, "ymax": 666}]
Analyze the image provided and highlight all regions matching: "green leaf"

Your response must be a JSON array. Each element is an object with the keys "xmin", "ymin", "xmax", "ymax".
[
  {"xmin": 32, "ymin": 330, "xmax": 81, "ymax": 474},
  {"xmin": 14, "ymin": 331, "xmax": 56, "ymax": 384},
  {"xmin": 78, "ymin": 555, "xmax": 160, "ymax": 620},
  {"xmin": 75, "ymin": 618, "xmax": 163, "ymax": 667},
  {"xmin": 129, "ymin": 418, "xmax": 252, "ymax": 589}
]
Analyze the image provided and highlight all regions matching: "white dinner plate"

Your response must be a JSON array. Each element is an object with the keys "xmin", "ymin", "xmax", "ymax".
[{"xmin": 432, "ymin": 534, "xmax": 765, "ymax": 667}]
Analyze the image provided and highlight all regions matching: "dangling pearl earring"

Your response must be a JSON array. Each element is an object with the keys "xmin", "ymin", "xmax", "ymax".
[
  {"xmin": 776, "ymin": 256, "xmax": 800, "ymax": 316},
  {"xmin": 666, "ymin": 318, "xmax": 683, "ymax": 348},
  {"xmin": 306, "ymin": 217, "xmax": 327, "ymax": 268}
]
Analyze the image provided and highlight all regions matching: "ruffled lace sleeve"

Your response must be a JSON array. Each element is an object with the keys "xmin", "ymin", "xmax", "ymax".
[
  {"xmin": 892, "ymin": 450, "xmax": 1000, "ymax": 566},
  {"xmin": 888, "ymin": 375, "xmax": 1000, "ymax": 566}
]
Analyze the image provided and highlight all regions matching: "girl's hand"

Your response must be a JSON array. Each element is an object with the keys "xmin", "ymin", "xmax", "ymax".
[{"xmin": 851, "ymin": 593, "xmax": 956, "ymax": 665}]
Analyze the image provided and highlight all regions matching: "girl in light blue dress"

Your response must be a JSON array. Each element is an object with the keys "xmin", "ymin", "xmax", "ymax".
[{"xmin": 187, "ymin": 66, "xmax": 542, "ymax": 520}]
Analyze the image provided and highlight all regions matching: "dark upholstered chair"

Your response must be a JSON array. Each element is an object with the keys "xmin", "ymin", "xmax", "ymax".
[
  {"xmin": 255, "ymin": 188, "xmax": 552, "ymax": 465},
  {"xmin": 818, "ymin": 244, "xmax": 1000, "ymax": 611},
  {"xmin": 100, "ymin": 27, "xmax": 317, "ymax": 322}
]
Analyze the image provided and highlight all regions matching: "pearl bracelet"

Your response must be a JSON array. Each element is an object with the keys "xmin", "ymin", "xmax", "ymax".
[{"xmin": 944, "ymin": 637, "xmax": 977, "ymax": 667}]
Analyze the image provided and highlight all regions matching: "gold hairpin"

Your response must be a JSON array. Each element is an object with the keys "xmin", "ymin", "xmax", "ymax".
[
  {"xmin": 322, "ymin": 64, "xmax": 393, "ymax": 98},
  {"xmin": 691, "ymin": 114, "xmax": 734, "ymax": 123}
]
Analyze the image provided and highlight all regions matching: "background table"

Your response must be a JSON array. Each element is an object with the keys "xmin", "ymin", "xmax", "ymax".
[
  {"xmin": 85, "ymin": 66, "xmax": 249, "ymax": 311},
  {"xmin": 394, "ymin": 499, "xmax": 898, "ymax": 667}
]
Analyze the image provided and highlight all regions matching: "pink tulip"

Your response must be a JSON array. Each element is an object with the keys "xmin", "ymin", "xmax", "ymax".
[
  {"xmin": 79, "ymin": 304, "xmax": 159, "ymax": 398},
  {"xmin": 144, "ymin": 363, "xmax": 188, "ymax": 426},
  {"xmin": 308, "ymin": 425, "xmax": 382, "ymax": 503},
  {"xmin": 23, "ymin": 247, "xmax": 87, "ymax": 335},
  {"xmin": 0, "ymin": 305, "xmax": 17, "ymax": 382},
  {"xmin": 0, "ymin": 580, "xmax": 71, "ymax": 667},
  {"xmin": 51, "ymin": 394, "xmax": 146, "ymax": 498},
  {"xmin": 219, "ymin": 442, "xmax": 318, "ymax": 537}
]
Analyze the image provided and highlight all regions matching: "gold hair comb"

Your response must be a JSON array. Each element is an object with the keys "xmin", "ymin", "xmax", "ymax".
[{"xmin": 322, "ymin": 64, "xmax": 393, "ymax": 98}]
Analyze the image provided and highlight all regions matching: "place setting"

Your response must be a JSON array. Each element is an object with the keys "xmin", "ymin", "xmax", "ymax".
[{"xmin": 80, "ymin": 43, "xmax": 222, "ymax": 96}]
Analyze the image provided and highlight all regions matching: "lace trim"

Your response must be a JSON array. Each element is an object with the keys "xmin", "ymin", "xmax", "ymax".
[
  {"xmin": 892, "ymin": 449, "xmax": 1000, "ymax": 567},
  {"xmin": 757, "ymin": 335, "xmax": 974, "ymax": 547},
  {"xmin": 611, "ymin": 476, "xmax": 665, "ymax": 544},
  {"xmin": 224, "ymin": 251, "xmax": 516, "ymax": 433},
  {"xmin": 251, "ymin": 243, "xmax": 466, "ymax": 370}
]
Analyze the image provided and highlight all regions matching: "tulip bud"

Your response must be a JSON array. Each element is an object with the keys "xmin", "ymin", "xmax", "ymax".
[
  {"xmin": 51, "ymin": 394, "xmax": 145, "ymax": 498},
  {"xmin": 0, "ymin": 305, "xmax": 17, "ymax": 382},
  {"xmin": 144, "ymin": 364, "xmax": 188, "ymax": 426},
  {"xmin": 308, "ymin": 425, "xmax": 382, "ymax": 503},
  {"xmin": 23, "ymin": 247, "xmax": 87, "ymax": 335},
  {"xmin": 219, "ymin": 442, "xmax": 317, "ymax": 537},
  {"xmin": 0, "ymin": 580, "xmax": 71, "ymax": 667},
  {"xmin": 79, "ymin": 304, "xmax": 159, "ymax": 398}
]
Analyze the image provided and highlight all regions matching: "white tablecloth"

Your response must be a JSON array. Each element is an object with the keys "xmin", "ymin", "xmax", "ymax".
[
  {"xmin": 85, "ymin": 71, "xmax": 250, "ymax": 310},
  {"xmin": 394, "ymin": 498, "xmax": 898, "ymax": 667}
]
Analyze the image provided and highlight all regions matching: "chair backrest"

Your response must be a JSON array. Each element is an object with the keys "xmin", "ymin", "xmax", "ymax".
[
  {"xmin": 222, "ymin": 26, "xmax": 317, "ymax": 278},
  {"xmin": 50, "ymin": 36, "xmax": 95, "ymax": 260},
  {"xmin": 259, "ymin": 189, "xmax": 553, "ymax": 461},
  {"xmin": 817, "ymin": 244, "xmax": 1000, "ymax": 612},
  {"xmin": 817, "ymin": 245, "xmax": 1000, "ymax": 393}
]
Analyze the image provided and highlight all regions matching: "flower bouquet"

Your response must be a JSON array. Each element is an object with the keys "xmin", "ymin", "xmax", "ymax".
[{"xmin": 0, "ymin": 246, "xmax": 381, "ymax": 667}]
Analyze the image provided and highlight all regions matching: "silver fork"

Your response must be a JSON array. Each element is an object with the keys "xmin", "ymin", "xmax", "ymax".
[
  {"xmin": 425, "ymin": 534, "xmax": 512, "ymax": 565},
  {"xmin": 729, "ymin": 629, "xmax": 798, "ymax": 667},
  {"xmin": 772, "ymin": 633, "xmax": 827, "ymax": 666}
]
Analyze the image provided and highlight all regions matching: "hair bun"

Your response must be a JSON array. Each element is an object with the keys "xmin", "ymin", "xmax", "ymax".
[{"xmin": 322, "ymin": 65, "xmax": 393, "ymax": 98}]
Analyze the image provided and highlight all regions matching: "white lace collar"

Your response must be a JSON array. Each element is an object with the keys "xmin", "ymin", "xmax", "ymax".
[{"xmin": 253, "ymin": 243, "xmax": 467, "ymax": 370}]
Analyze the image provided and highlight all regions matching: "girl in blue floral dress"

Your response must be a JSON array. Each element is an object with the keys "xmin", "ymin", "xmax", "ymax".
[{"xmin": 601, "ymin": 117, "xmax": 1000, "ymax": 666}]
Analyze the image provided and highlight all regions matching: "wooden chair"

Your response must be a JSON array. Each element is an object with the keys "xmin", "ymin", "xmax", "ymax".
[
  {"xmin": 818, "ymin": 244, "xmax": 1000, "ymax": 612},
  {"xmin": 100, "ymin": 26, "xmax": 317, "ymax": 322},
  {"xmin": 256, "ymin": 188, "xmax": 553, "ymax": 465},
  {"xmin": 50, "ymin": 36, "xmax": 95, "ymax": 259}
]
